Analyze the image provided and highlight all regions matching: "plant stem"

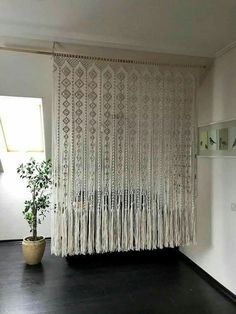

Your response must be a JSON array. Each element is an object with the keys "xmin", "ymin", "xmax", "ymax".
[
  {"xmin": 32, "ymin": 187, "xmax": 37, "ymax": 241},
  {"xmin": 32, "ymin": 213, "xmax": 37, "ymax": 240}
]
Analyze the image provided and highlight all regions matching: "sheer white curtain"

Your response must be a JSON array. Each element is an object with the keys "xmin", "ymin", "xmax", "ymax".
[{"xmin": 51, "ymin": 55, "xmax": 198, "ymax": 256}]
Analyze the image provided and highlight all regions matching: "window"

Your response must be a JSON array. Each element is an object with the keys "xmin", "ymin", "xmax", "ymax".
[{"xmin": 0, "ymin": 96, "xmax": 44, "ymax": 152}]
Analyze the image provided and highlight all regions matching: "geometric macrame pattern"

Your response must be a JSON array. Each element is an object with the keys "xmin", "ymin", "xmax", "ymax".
[{"xmin": 51, "ymin": 55, "xmax": 198, "ymax": 256}]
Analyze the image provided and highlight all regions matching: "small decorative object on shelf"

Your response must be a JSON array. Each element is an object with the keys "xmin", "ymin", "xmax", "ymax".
[{"xmin": 17, "ymin": 158, "xmax": 52, "ymax": 265}]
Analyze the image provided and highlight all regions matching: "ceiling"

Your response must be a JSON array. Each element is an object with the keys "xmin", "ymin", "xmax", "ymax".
[{"xmin": 0, "ymin": 0, "xmax": 236, "ymax": 57}]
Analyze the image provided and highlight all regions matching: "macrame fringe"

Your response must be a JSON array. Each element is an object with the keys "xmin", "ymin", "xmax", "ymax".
[{"xmin": 51, "ymin": 199, "xmax": 196, "ymax": 256}]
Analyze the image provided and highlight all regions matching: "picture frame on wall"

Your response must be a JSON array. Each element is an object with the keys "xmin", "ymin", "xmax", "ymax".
[
  {"xmin": 229, "ymin": 127, "xmax": 236, "ymax": 151},
  {"xmin": 198, "ymin": 119, "xmax": 236, "ymax": 157},
  {"xmin": 208, "ymin": 129, "xmax": 217, "ymax": 151},
  {"xmin": 219, "ymin": 128, "xmax": 228, "ymax": 150},
  {"xmin": 199, "ymin": 130, "xmax": 208, "ymax": 151}
]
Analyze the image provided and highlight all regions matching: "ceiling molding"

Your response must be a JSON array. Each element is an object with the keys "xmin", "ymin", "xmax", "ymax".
[
  {"xmin": 215, "ymin": 40, "xmax": 236, "ymax": 58},
  {"xmin": 0, "ymin": 22, "xmax": 215, "ymax": 58}
]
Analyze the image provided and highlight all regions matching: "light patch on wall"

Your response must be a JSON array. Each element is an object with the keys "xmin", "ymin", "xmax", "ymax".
[
  {"xmin": 0, "ymin": 118, "xmax": 6, "ymax": 153},
  {"xmin": 0, "ymin": 96, "xmax": 44, "ymax": 152}
]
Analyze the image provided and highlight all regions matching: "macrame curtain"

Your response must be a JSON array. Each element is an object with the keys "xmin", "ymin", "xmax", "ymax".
[{"xmin": 51, "ymin": 54, "xmax": 198, "ymax": 257}]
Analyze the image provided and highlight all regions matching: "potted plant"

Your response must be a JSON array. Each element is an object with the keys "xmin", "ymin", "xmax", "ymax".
[{"xmin": 17, "ymin": 158, "xmax": 52, "ymax": 265}]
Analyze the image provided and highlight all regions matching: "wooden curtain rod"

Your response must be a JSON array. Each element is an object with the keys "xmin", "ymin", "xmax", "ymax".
[{"xmin": 0, "ymin": 46, "xmax": 207, "ymax": 69}]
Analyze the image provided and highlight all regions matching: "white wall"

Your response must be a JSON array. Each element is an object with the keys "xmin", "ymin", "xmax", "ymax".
[
  {"xmin": 181, "ymin": 47, "xmax": 236, "ymax": 295},
  {"xmin": 0, "ymin": 51, "xmax": 52, "ymax": 240},
  {"xmin": 0, "ymin": 47, "xmax": 210, "ymax": 241}
]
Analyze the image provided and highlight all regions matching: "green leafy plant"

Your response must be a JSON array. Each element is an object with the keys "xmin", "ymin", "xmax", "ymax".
[{"xmin": 17, "ymin": 158, "xmax": 52, "ymax": 241}]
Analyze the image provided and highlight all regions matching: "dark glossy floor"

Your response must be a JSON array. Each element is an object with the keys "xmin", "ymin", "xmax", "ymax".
[{"xmin": 0, "ymin": 241, "xmax": 235, "ymax": 314}]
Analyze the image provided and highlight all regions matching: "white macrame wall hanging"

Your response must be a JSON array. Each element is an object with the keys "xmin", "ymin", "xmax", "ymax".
[{"xmin": 51, "ymin": 54, "xmax": 199, "ymax": 257}]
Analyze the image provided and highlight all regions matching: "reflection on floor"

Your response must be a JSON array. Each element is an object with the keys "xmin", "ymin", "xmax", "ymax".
[{"xmin": 0, "ymin": 240, "xmax": 235, "ymax": 314}]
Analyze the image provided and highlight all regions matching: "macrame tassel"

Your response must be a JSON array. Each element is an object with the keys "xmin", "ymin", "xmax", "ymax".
[
  {"xmin": 169, "ymin": 209, "xmax": 174, "ymax": 248},
  {"xmin": 157, "ymin": 198, "xmax": 163, "ymax": 249},
  {"xmin": 190, "ymin": 194, "xmax": 196, "ymax": 245},
  {"xmin": 189, "ymin": 197, "xmax": 196, "ymax": 245},
  {"xmin": 159, "ymin": 213, "xmax": 164, "ymax": 249},
  {"xmin": 185, "ymin": 205, "xmax": 190, "ymax": 245},
  {"xmin": 172, "ymin": 191, "xmax": 177, "ymax": 246},
  {"xmin": 146, "ymin": 193, "xmax": 152, "ymax": 250},
  {"xmin": 140, "ymin": 202, "xmax": 147, "ymax": 250},
  {"xmin": 51, "ymin": 207, "xmax": 61, "ymax": 255},
  {"xmin": 101, "ymin": 196, "xmax": 109, "ymax": 252},
  {"xmin": 122, "ymin": 190, "xmax": 129, "ymax": 251},
  {"xmin": 67, "ymin": 203, "xmax": 74, "ymax": 255},
  {"xmin": 177, "ymin": 198, "xmax": 182, "ymax": 246},
  {"xmin": 151, "ymin": 199, "xmax": 157, "ymax": 249},
  {"xmin": 74, "ymin": 202, "xmax": 80, "ymax": 255},
  {"xmin": 121, "ymin": 196, "xmax": 125, "ymax": 251},
  {"xmin": 123, "ymin": 207, "xmax": 128, "ymax": 251},
  {"xmin": 179, "ymin": 209, "xmax": 184, "ymax": 247},
  {"xmin": 135, "ymin": 207, "xmax": 141, "ymax": 251},
  {"xmin": 88, "ymin": 202, "xmax": 95, "ymax": 254},
  {"xmin": 173, "ymin": 204, "xmax": 178, "ymax": 247},
  {"xmin": 128, "ymin": 200, "xmax": 134, "ymax": 250},
  {"xmin": 191, "ymin": 206, "xmax": 197, "ymax": 245},
  {"xmin": 95, "ymin": 208, "xmax": 101, "ymax": 253},
  {"xmin": 182, "ymin": 211, "xmax": 186, "ymax": 246},
  {"xmin": 81, "ymin": 202, "xmax": 88, "ymax": 255},
  {"xmin": 109, "ymin": 208, "xmax": 114, "ymax": 252},
  {"xmin": 146, "ymin": 205, "xmax": 152, "ymax": 250},
  {"xmin": 117, "ymin": 195, "xmax": 121, "ymax": 251},
  {"xmin": 163, "ymin": 203, "xmax": 169, "ymax": 247},
  {"xmin": 61, "ymin": 209, "xmax": 68, "ymax": 257}
]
